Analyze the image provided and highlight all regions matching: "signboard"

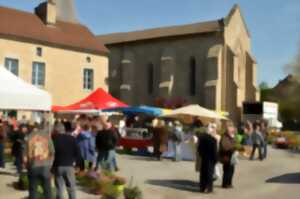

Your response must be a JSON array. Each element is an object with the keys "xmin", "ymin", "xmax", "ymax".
[{"xmin": 263, "ymin": 102, "xmax": 278, "ymax": 119}]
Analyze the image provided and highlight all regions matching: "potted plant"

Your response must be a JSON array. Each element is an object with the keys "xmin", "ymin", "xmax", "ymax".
[
  {"xmin": 98, "ymin": 171, "xmax": 127, "ymax": 198},
  {"xmin": 124, "ymin": 186, "xmax": 142, "ymax": 199},
  {"xmin": 123, "ymin": 177, "xmax": 142, "ymax": 199},
  {"xmin": 17, "ymin": 172, "xmax": 29, "ymax": 190},
  {"xmin": 113, "ymin": 176, "xmax": 126, "ymax": 193}
]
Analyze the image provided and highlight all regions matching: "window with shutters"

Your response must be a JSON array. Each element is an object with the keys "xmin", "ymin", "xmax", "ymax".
[
  {"xmin": 32, "ymin": 62, "xmax": 45, "ymax": 87},
  {"xmin": 4, "ymin": 58, "xmax": 19, "ymax": 76}
]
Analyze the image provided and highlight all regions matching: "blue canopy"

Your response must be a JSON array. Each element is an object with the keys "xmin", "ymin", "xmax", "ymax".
[{"xmin": 104, "ymin": 105, "xmax": 167, "ymax": 116}]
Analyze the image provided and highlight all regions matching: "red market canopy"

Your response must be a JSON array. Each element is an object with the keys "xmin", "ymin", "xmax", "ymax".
[{"xmin": 52, "ymin": 88, "xmax": 128, "ymax": 112}]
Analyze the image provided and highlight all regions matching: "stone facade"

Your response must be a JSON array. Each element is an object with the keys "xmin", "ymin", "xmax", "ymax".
[
  {"xmin": 97, "ymin": 5, "xmax": 259, "ymax": 121},
  {"xmin": 0, "ymin": 39, "xmax": 108, "ymax": 105},
  {"xmin": 0, "ymin": 0, "xmax": 108, "ymax": 107}
]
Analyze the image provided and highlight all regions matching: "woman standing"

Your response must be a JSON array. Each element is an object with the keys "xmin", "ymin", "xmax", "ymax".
[
  {"xmin": 76, "ymin": 124, "xmax": 94, "ymax": 173},
  {"xmin": 171, "ymin": 121, "xmax": 184, "ymax": 162},
  {"xmin": 219, "ymin": 121, "xmax": 237, "ymax": 188}
]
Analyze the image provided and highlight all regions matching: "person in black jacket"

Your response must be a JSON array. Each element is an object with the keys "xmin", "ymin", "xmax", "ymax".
[
  {"xmin": 95, "ymin": 120, "xmax": 118, "ymax": 172},
  {"xmin": 52, "ymin": 122, "xmax": 80, "ymax": 199},
  {"xmin": 198, "ymin": 129, "xmax": 218, "ymax": 193},
  {"xmin": 0, "ymin": 124, "xmax": 6, "ymax": 169},
  {"xmin": 11, "ymin": 125, "xmax": 28, "ymax": 174}
]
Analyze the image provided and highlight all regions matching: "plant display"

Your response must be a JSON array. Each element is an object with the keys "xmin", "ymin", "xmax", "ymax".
[
  {"xmin": 235, "ymin": 134, "xmax": 245, "ymax": 152},
  {"xmin": 17, "ymin": 173, "xmax": 29, "ymax": 190},
  {"xmin": 15, "ymin": 173, "xmax": 56, "ymax": 199},
  {"xmin": 124, "ymin": 186, "xmax": 143, "ymax": 199},
  {"xmin": 77, "ymin": 172, "xmax": 102, "ymax": 194},
  {"xmin": 268, "ymin": 131, "xmax": 300, "ymax": 149},
  {"xmin": 123, "ymin": 177, "xmax": 143, "ymax": 199},
  {"xmin": 76, "ymin": 170, "xmax": 126, "ymax": 198}
]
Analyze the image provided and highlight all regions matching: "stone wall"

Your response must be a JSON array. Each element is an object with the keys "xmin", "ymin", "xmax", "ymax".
[
  {"xmin": 107, "ymin": 33, "xmax": 223, "ymax": 108},
  {"xmin": 103, "ymin": 5, "xmax": 258, "ymax": 122},
  {"xmin": 0, "ymin": 38, "xmax": 108, "ymax": 105}
]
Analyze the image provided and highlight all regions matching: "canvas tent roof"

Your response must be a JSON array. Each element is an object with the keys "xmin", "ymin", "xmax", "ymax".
[
  {"xmin": 0, "ymin": 66, "xmax": 51, "ymax": 111},
  {"xmin": 104, "ymin": 105, "xmax": 172, "ymax": 116},
  {"xmin": 163, "ymin": 104, "xmax": 227, "ymax": 123},
  {"xmin": 52, "ymin": 88, "xmax": 128, "ymax": 112}
]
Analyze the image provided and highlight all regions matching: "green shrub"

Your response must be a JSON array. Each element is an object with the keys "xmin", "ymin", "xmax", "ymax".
[
  {"xmin": 17, "ymin": 173, "xmax": 56, "ymax": 198},
  {"xmin": 124, "ymin": 186, "xmax": 143, "ymax": 199}
]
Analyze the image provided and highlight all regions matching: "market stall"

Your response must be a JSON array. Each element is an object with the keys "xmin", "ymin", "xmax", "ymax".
[
  {"xmin": 106, "ymin": 106, "xmax": 171, "ymax": 150},
  {"xmin": 52, "ymin": 88, "xmax": 127, "ymax": 112},
  {"xmin": 162, "ymin": 104, "xmax": 227, "ymax": 124},
  {"xmin": 162, "ymin": 104, "xmax": 228, "ymax": 161},
  {"xmin": 105, "ymin": 105, "xmax": 171, "ymax": 116},
  {"xmin": 0, "ymin": 66, "xmax": 51, "ymax": 111}
]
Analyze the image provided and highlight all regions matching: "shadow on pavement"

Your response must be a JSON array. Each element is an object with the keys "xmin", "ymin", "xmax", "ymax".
[
  {"xmin": 146, "ymin": 179, "xmax": 199, "ymax": 192},
  {"xmin": 0, "ymin": 171, "xmax": 16, "ymax": 177},
  {"xmin": 266, "ymin": 172, "xmax": 300, "ymax": 184}
]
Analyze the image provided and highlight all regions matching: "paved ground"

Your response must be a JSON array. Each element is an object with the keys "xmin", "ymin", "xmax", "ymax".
[{"xmin": 0, "ymin": 147, "xmax": 299, "ymax": 199}]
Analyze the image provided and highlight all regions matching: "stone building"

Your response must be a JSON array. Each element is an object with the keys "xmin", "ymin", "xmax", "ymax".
[
  {"xmin": 97, "ymin": 5, "xmax": 259, "ymax": 121},
  {"xmin": 0, "ymin": 0, "xmax": 108, "ymax": 106}
]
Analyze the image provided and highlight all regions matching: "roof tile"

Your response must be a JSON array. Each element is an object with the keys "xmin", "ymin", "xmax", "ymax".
[{"xmin": 0, "ymin": 6, "xmax": 108, "ymax": 55}]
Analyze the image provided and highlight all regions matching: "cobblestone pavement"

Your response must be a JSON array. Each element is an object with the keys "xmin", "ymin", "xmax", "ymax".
[{"xmin": 0, "ymin": 147, "xmax": 299, "ymax": 199}]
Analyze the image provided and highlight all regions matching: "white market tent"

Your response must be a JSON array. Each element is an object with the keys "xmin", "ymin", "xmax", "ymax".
[
  {"xmin": 162, "ymin": 104, "xmax": 228, "ymax": 124},
  {"xmin": 0, "ymin": 66, "xmax": 51, "ymax": 111}
]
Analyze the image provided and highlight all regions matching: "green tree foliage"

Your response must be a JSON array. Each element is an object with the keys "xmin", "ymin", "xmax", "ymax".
[
  {"xmin": 261, "ymin": 77, "xmax": 300, "ymax": 129},
  {"xmin": 259, "ymin": 81, "xmax": 269, "ymax": 90}
]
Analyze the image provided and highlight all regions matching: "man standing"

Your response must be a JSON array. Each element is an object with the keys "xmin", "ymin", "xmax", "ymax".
[
  {"xmin": 96, "ymin": 119, "xmax": 118, "ymax": 172},
  {"xmin": 52, "ymin": 122, "xmax": 79, "ymax": 199},
  {"xmin": 261, "ymin": 120, "xmax": 269, "ymax": 159},
  {"xmin": 198, "ymin": 127, "xmax": 218, "ymax": 193},
  {"xmin": 152, "ymin": 119, "xmax": 168, "ymax": 161},
  {"xmin": 12, "ymin": 125, "xmax": 28, "ymax": 175},
  {"xmin": 250, "ymin": 122, "xmax": 264, "ymax": 161},
  {"xmin": 24, "ymin": 123, "xmax": 55, "ymax": 199}
]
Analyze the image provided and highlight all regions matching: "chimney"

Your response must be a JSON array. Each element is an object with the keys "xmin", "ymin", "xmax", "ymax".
[
  {"xmin": 55, "ymin": 0, "xmax": 78, "ymax": 23},
  {"xmin": 35, "ymin": 0, "xmax": 56, "ymax": 26}
]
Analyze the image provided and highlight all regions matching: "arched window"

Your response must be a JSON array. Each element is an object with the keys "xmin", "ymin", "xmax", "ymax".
[
  {"xmin": 189, "ymin": 57, "xmax": 196, "ymax": 96},
  {"xmin": 148, "ymin": 63, "xmax": 154, "ymax": 94}
]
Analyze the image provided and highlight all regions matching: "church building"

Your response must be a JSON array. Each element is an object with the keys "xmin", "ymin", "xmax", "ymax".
[{"xmin": 97, "ymin": 5, "xmax": 259, "ymax": 121}]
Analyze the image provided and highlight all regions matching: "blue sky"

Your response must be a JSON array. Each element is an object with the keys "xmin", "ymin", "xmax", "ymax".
[{"xmin": 0, "ymin": 0, "xmax": 299, "ymax": 86}]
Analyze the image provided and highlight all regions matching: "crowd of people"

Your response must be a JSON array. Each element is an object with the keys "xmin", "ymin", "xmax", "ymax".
[
  {"xmin": 0, "ymin": 114, "xmax": 269, "ymax": 198},
  {"xmin": 0, "ymin": 115, "xmax": 120, "ymax": 199},
  {"xmin": 196, "ymin": 119, "xmax": 269, "ymax": 193}
]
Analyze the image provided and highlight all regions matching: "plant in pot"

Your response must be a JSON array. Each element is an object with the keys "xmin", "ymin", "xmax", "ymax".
[
  {"xmin": 100, "ymin": 180, "xmax": 124, "ymax": 199},
  {"xmin": 113, "ymin": 176, "xmax": 126, "ymax": 193},
  {"xmin": 98, "ymin": 172, "xmax": 127, "ymax": 198},
  {"xmin": 124, "ymin": 186, "xmax": 142, "ymax": 199},
  {"xmin": 123, "ymin": 177, "xmax": 142, "ymax": 199}
]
